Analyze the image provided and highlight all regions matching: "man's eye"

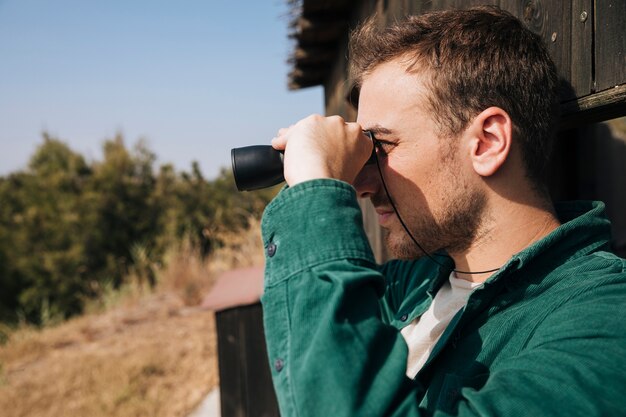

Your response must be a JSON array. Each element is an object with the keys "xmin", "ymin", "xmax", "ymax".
[{"xmin": 376, "ymin": 141, "xmax": 395, "ymax": 155}]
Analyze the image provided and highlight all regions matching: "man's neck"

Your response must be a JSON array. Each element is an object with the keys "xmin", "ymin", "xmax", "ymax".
[{"xmin": 451, "ymin": 197, "xmax": 561, "ymax": 283}]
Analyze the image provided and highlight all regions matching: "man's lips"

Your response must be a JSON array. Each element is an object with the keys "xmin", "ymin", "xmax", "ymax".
[{"xmin": 374, "ymin": 207, "xmax": 395, "ymax": 225}]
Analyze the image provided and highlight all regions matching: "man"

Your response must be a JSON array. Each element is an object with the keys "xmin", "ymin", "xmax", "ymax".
[{"xmin": 261, "ymin": 6, "xmax": 626, "ymax": 416}]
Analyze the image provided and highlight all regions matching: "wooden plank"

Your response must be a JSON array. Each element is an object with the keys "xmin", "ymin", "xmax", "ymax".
[
  {"xmin": 499, "ymin": 1, "xmax": 573, "ymax": 100},
  {"xmin": 216, "ymin": 304, "xmax": 280, "ymax": 417},
  {"xmin": 595, "ymin": 1, "xmax": 626, "ymax": 91},
  {"xmin": 550, "ymin": 120, "xmax": 626, "ymax": 258},
  {"xmin": 560, "ymin": 83, "xmax": 626, "ymax": 129},
  {"xmin": 429, "ymin": 0, "xmax": 499, "ymax": 10},
  {"xmin": 383, "ymin": 0, "xmax": 411, "ymax": 21},
  {"xmin": 323, "ymin": 42, "xmax": 351, "ymax": 117},
  {"xmin": 409, "ymin": 0, "xmax": 433, "ymax": 14},
  {"xmin": 240, "ymin": 304, "xmax": 280, "ymax": 417},
  {"xmin": 216, "ymin": 307, "xmax": 245, "ymax": 417},
  {"xmin": 570, "ymin": 0, "xmax": 593, "ymax": 97}
]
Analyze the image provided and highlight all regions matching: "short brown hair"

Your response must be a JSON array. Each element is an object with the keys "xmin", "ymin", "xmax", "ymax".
[{"xmin": 349, "ymin": 6, "xmax": 560, "ymax": 186}]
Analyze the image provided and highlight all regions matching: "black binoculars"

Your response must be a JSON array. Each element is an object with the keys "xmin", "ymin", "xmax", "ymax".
[{"xmin": 231, "ymin": 131, "xmax": 377, "ymax": 191}]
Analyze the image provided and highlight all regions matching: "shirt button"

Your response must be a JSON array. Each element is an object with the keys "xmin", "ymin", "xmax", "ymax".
[
  {"xmin": 267, "ymin": 242, "xmax": 277, "ymax": 257},
  {"xmin": 274, "ymin": 358, "xmax": 284, "ymax": 372},
  {"xmin": 400, "ymin": 314, "xmax": 408, "ymax": 322}
]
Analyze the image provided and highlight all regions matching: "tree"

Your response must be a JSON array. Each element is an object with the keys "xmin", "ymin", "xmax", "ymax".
[{"xmin": 0, "ymin": 132, "xmax": 277, "ymax": 325}]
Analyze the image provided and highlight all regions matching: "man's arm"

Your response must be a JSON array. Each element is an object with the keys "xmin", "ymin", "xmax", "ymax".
[{"xmin": 261, "ymin": 179, "xmax": 424, "ymax": 417}]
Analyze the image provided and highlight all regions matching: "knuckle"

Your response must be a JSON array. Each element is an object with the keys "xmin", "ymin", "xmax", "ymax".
[
  {"xmin": 346, "ymin": 122, "xmax": 361, "ymax": 134},
  {"xmin": 328, "ymin": 115, "xmax": 345, "ymax": 124}
]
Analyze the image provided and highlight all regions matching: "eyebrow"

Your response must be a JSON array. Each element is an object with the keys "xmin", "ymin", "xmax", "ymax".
[{"xmin": 365, "ymin": 125, "xmax": 395, "ymax": 136}]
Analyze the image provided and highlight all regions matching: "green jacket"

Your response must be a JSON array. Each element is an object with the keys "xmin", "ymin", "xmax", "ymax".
[{"xmin": 261, "ymin": 179, "xmax": 626, "ymax": 417}]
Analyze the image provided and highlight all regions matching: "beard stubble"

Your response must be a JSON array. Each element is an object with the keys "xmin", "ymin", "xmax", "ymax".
[{"xmin": 374, "ymin": 159, "xmax": 488, "ymax": 260}]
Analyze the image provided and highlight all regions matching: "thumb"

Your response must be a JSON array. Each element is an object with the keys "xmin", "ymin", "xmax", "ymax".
[{"xmin": 271, "ymin": 127, "xmax": 290, "ymax": 150}]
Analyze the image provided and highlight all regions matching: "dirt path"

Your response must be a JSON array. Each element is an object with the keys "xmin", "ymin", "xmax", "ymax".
[{"xmin": 0, "ymin": 292, "xmax": 218, "ymax": 417}]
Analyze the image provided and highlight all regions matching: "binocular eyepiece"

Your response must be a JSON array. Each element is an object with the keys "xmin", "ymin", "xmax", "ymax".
[{"xmin": 231, "ymin": 131, "xmax": 377, "ymax": 191}]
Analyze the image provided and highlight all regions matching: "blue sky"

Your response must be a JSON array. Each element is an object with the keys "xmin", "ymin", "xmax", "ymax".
[{"xmin": 0, "ymin": 0, "xmax": 323, "ymax": 179}]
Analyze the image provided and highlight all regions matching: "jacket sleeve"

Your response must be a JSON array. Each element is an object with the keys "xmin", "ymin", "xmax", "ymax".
[{"xmin": 261, "ymin": 179, "xmax": 426, "ymax": 417}]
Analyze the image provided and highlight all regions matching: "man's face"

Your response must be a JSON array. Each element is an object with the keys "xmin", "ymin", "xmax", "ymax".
[{"xmin": 354, "ymin": 57, "xmax": 487, "ymax": 259}]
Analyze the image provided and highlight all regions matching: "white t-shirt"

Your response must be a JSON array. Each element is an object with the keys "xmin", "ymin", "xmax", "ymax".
[{"xmin": 400, "ymin": 272, "xmax": 482, "ymax": 379}]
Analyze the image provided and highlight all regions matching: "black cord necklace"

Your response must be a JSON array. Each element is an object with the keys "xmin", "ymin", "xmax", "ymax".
[{"xmin": 369, "ymin": 137, "xmax": 501, "ymax": 275}]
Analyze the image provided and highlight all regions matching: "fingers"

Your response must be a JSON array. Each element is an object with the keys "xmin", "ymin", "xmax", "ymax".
[
  {"xmin": 271, "ymin": 126, "xmax": 291, "ymax": 150},
  {"xmin": 270, "ymin": 114, "xmax": 371, "ymax": 185}
]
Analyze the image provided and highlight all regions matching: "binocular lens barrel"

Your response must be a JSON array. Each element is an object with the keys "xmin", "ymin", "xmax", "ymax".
[{"xmin": 231, "ymin": 145, "xmax": 284, "ymax": 191}]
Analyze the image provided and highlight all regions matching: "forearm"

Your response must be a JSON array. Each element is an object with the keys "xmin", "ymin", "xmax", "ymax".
[{"xmin": 261, "ymin": 179, "xmax": 424, "ymax": 416}]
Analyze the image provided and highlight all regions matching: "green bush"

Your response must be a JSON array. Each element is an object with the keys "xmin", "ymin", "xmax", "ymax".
[{"xmin": 0, "ymin": 133, "xmax": 276, "ymax": 325}]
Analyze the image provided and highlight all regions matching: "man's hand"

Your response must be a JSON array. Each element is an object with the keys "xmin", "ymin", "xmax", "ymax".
[{"xmin": 271, "ymin": 114, "xmax": 373, "ymax": 186}]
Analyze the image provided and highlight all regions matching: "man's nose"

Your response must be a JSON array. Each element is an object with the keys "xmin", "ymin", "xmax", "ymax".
[{"xmin": 353, "ymin": 164, "xmax": 380, "ymax": 199}]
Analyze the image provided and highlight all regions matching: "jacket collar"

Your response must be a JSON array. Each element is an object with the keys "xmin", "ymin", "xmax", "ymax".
[
  {"xmin": 419, "ymin": 201, "xmax": 612, "ymax": 374},
  {"xmin": 484, "ymin": 200, "xmax": 612, "ymax": 290}
]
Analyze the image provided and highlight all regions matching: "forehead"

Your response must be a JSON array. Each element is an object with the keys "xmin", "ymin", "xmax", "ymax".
[{"xmin": 356, "ymin": 58, "xmax": 431, "ymax": 129}]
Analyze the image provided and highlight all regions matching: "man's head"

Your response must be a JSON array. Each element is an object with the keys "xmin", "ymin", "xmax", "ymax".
[
  {"xmin": 350, "ymin": 6, "xmax": 560, "ymax": 188},
  {"xmin": 350, "ymin": 6, "xmax": 560, "ymax": 259}
]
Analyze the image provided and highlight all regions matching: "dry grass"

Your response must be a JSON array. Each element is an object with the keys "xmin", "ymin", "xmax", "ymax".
[
  {"xmin": 0, "ymin": 295, "xmax": 217, "ymax": 417},
  {"xmin": 0, "ymin": 219, "xmax": 264, "ymax": 417},
  {"xmin": 160, "ymin": 217, "xmax": 264, "ymax": 305}
]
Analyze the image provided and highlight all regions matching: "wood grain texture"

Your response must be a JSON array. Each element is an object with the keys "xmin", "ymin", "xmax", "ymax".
[
  {"xmin": 216, "ymin": 304, "xmax": 280, "ymax": 417},
  {"xmin": 595, "ymin": 1, "xmax": 626, "ymax": 91},
  {"xmin": 383, "ymin": 0, "xmax": 411, "ymax": 21},
  {"xmin": 569, "ymin": 0, "xmax": 593, "ymax": 97},
  {"xmin": 560, "ymin": 83, "xmax": 626, "ymax": 129}
]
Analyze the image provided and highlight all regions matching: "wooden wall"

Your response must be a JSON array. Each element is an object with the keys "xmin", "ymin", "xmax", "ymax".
[
  {"xmin": 331, "ymin": 0, "xmax": 625, "ymax": 105},
  {"xmin": 323, "ymin": 0, "xmax": 626, "ymax": 261}
]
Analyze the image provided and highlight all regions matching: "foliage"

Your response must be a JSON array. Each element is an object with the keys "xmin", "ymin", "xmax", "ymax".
[{"xmin": 0, "ymin": 133, "xmax": 276, "ymax": 325}]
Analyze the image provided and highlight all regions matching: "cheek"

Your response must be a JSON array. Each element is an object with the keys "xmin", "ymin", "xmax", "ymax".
[
  {"xmin": 385, "ymin": 153, "xmax": 432, "ymax": 192},
  {"xmin": 382, "ymin": 159, "xmax": 427, "ymax": 205}
]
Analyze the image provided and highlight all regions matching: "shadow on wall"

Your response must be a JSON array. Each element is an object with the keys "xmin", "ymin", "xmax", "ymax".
[{"xmin": 550, "ymin": 117, "xmax": 626, "ymax": 257}]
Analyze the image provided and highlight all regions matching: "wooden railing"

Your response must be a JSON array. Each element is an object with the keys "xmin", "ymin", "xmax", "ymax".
[{"xmin": 216, "ymin": 303, "xmax": 279, "ymax": 417}]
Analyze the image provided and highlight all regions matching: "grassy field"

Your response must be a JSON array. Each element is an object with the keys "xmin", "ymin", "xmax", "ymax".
[{"xmin": 0, "ymin": 219, "xmax": 264, "ymax": 417}]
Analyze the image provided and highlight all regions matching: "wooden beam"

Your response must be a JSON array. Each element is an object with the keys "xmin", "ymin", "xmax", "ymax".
[
  {"xmin": 290, "ymin": 46, "xmax": 336, "ymax": 65},
  {"xmin": 291, "ymin": 17, "xmax": 349, "ymax": 44},
  {"xmin": 560, "ymin": 84, "xmax": 626, "ymax": 130},
  {"xmin": 289, "ymin": 66, "xmax": 330, "ymax": 81},
  {"xmin": 302, "ymin": 0, "xmax": 353, "ymax": 15},
  {"xmin": 288, "ymin": 78, "xmax": 326, "ymax": 90}
]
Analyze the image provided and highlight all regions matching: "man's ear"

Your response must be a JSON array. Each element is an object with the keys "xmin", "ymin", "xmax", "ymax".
[{"xmin": 466, "ymin": 107, "xmax": 512, "ymax": 177}]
